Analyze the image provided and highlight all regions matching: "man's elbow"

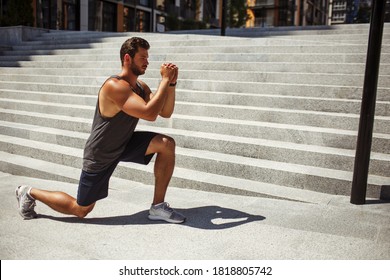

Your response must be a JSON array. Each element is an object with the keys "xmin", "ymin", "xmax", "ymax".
[
  {"xmin": 144, "ymin": 114, "xmax": 158, "ymax": 122},
  {"xmin": 159, "ymin": 111, "xmax": 173, "ymax": 119},
  {"xmin": 143, "ymin": 110, "xmax": 160, "ymax": 121},
  {"xmin": 143, "ymin": 108, "xmax": 173, "ymax": 121}
]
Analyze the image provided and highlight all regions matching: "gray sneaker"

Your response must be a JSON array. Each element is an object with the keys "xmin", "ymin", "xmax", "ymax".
[
  {"xmin": 148, "ymin": 202, "xmax": 186, "ymax": 224},
  {"xmin": 15, "ymin": 185, "xmax": 38, "ymax": 219}
]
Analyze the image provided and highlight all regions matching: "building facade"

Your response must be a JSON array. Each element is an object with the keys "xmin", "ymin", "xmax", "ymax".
[
  {"xmin": 28, "ymin": 0, "xmax": 223, "ymax": 32},
  {"xmin": 1, "ymin": 0, "xmax": 389, "ymax": 32},
  {"xmin": 330, "ymin": 0, "xmax": 360, "ymax": 24},
  {"xmin": 31, "ymin": 0, "xmax": 168, "ymax": 32},
  {"xmin": 330, "ymin": 0, "xmax": 348, "ymax": 23},
  {"xmin": 246, "ymin": 0, "xmax": 329, "ymax": 28},
  {"xmin": 331, "ymin": 0, "xmax": 390, "ymax": 24},
  {"xmin": 387, "ymin": 0, "xmax": 390, "ymax": 21}
]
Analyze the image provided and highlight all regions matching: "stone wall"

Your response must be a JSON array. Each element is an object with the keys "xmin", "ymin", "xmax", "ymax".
[{"xmin": 0, "ymin": 26, "xmax": 48, "ymax": 47}]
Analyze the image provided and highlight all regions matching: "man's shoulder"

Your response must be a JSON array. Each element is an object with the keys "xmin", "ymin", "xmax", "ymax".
[
  {"xmin": 100, "ymin": 78, "xmax": 132, "ymax": 109},
  {"xmin": 102, "ymin": 77, "xmax": 129, "ymax": 94}
]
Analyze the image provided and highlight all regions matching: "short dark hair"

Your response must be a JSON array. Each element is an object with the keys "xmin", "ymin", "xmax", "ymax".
[{"xmin": 120, "ymin": 37, "xmax": 150, "ymax": 66}]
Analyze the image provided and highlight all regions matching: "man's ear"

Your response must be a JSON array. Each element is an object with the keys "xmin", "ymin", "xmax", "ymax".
[{"xmin": 124, "ymin": 53, "xmax": 131, "ymax": 63}]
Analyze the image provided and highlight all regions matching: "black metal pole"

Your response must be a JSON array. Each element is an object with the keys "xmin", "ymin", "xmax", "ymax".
[
  {"xmin": 221, "ymin": 0, "xmax": 227, "ymax": 36},
  {"xmin": 350, "ymin": 0, "xmax": 386, "ymax": 205},
  {"xmin": 151, "ymin": 0, "xmax": 155, "ymax": 32}
]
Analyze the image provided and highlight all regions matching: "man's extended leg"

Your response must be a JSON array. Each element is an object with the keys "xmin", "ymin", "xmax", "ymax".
[
  {"xmin": 31, "ymin": 188, "xmax": 95, "ymax": 218},
  {"xmin": 16, "ymin": 185, "xmax": 95, "ymax": 219}
]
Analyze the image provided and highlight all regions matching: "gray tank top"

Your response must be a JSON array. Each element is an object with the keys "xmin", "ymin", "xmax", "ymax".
[{"xmin": 83, "ymin": 76, "xmax": 146, "ymax": 172}]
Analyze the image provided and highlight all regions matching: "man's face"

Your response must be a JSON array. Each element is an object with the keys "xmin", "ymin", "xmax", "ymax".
[{"xmin": 130, "ymin": 48, "xmax": 149, "ymax": 76}]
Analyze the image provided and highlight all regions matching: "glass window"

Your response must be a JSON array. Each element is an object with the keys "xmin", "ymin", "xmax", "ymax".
[
  {"xmin": 89, "ymin": 0, "xmax": 116, "ymax": 32},
  {"xmin": 62, "ymin": 0, "xmax": 80, "ymax": 30},
  {"xmin": 102, "ymin": 1, "xmax": 116, "ymax": 31},
  {"xmin": 123, "ymin": 6, "xmax": 136, "ymax": 32},
  {"xmin": 38, "ymin": 0, "xmax": 57, "ymax": 29},
  {"xmin": 136, "ymin": 10, "xmax": 150, "ymax": 32},
  {"xmin": 156, "ymin": 0, "xmax": 165, "ymax": 11},
  {"xmin": 139, "ymin": 0, "xmax": 150, "ymax": 7}
]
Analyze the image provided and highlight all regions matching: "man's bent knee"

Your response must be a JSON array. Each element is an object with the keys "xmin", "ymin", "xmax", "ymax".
[
  {"xmin": 147, "ymin": 134, "xmax": 175, "ymax": 155},
  {"xmin": 73, "ymin": 202, "xmax": 95, "ymax": 218},
  {"xmin": 162, "ymin": 135, "xmax": 175, "ymax": 152}
]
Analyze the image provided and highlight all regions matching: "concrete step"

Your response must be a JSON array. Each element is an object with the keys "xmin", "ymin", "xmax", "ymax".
[
  {"xmin": 2, "ymin": 61, "xmax": 390, "ymax": 77},
  {"xmin": 145, "ymin": 115, "xmax": 390, "ymax": 154},
  {"xmin": 29, "ymin": 25, "xmax": 386, "ymax": 41},
  {"xmin": 36, "ymin": 27, "xmax": 369, "ymax": 39},
  {"xmin": 20, "ymin": 34, "xmax": 388, "ymax": 50},
  {"xmin": 172, "ymin": 25, "xmax": 390, "ymax": 40},
  {"xmin": 168, "ymin": 22, "xmax": 389, "ymax": 34},
  {"xmin": 0, "ymin": 134, "xmax": 386, "ymax": 199},
  {"xmin": 159, "ymin": 79, "xmax": 390, "ymax": 100},
  {"xmin": 4, "ymin": 24, "xmax": 386, "ymax": 54},
  {"xmin": 2, "ymin": 52, "xmax": 386, "ymax": 64},
  {"xmin": 0, "ymin": 151, "xmax": 346, "ymax": 204},
  {"xmin": 33, "ymin": 27, "xmax": 388, "ymax": 43},
  {"xmin": 5, "ymin": 44, "xmax": 390, "ymax": 56},
  {"xmin": 11, "ymin": 36, "xmax": 383, "ymax": 51},
  {"xmin": 1, "ymin": 71, "xmax": 389, "ymax": 88},
  {"xmin": 1, "ymin": 87, "xmax": 389, "ymax": 114},
  {"xmin": 0, "ymin": 61, "xmax": 378, "ymax": 74},
  {"xmin": 1, "ymin": 120, "xmax": 387, "ymax": 177},
  {"xmin": 1, "ymin": 78, "xmax": 389, "ymax": 101},
  {"xmin": 0, "ymin": 107, "xmax": 388, "ymax": 155},
  {"xmin": 1, "ymin": 95, "xmax": 389, "ymax": 133}
]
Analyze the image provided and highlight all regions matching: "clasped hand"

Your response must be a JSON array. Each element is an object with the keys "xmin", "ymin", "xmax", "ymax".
[{"xmin": 160, "ymin": 63, "xmax": 178, "ymax": 84}]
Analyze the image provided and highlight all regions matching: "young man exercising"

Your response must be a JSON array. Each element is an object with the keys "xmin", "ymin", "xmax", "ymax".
[{"xmin": 15, "ymin": 37, "xmax": 186, "ymax": 224}]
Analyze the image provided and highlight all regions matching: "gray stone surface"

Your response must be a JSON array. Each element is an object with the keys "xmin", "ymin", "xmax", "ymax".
[{"xmin": 1, "ymin": 171, "xmax": 389, "ymax": 260}]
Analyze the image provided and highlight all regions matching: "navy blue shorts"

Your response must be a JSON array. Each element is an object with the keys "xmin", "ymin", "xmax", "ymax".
[{"xmin": 76, "ymin": 131, "xmax": 157, "ymax": 206}]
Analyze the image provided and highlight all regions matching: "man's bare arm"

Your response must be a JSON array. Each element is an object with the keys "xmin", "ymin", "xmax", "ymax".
[
  {"xmin": 106, "ymin": 64, "xmax": 175, "ymax": 121},
  {"xmin": 147, "ymin": 63, "xmax": 178, "ymax": 118}
]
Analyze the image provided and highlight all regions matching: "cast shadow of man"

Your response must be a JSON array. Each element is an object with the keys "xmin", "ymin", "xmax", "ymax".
[{"xmin": 39, "ymin": 205, "xmax": 265, "ymax": 230}]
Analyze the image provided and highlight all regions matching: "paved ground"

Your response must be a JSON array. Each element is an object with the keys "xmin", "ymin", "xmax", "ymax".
[{"xmin": 1, "ymin": 171, "xmax": 389, "ymax": 260}]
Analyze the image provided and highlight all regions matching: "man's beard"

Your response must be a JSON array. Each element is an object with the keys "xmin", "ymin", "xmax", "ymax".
[{"xmin": 130, "ymin": 62, "xmax": 145, "ymax": 76}]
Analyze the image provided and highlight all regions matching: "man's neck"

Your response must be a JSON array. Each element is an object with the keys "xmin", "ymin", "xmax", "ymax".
[{"xmin": 119, "ymin": 69, "xmax": 138, "ymax": 89}]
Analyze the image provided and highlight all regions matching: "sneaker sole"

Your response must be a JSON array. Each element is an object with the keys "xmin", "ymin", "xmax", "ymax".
[
  {"xmin": 148, "ymin": 214, "xmax": 186, "ymax": 224},
  {"xmin": 19, "ymin": 212, "xmax": 38, "ymax": 220},
  {"xmin": 15, "ymin": 186, "xmax": 21, "ymax": 207}
]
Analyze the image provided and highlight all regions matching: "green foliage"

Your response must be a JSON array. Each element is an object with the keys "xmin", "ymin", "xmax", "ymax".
[
  {"xmin": 165, "ymin": 15, "xmax": 181, "ymax": 31},
  {"xmin": 165, "ymin": 0, "xmax": 248, "ymax": 31},
  {"xmin": 228, "ymin": 0, "xmax": 248, "ymax": 28}
]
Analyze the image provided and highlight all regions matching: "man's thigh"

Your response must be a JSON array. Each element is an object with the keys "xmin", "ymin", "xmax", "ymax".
[{"xmin": 120, "ymin": 131, "xmax": 158, "ymax": 164}]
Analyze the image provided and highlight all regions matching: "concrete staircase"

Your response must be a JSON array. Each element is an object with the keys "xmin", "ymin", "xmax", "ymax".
[{"xmin": 0, "ymin": 24, "xmax": 389, "ymax": 202}]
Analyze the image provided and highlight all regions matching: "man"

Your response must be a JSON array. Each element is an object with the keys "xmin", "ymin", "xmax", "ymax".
[{"xmin": 15, "ymin": 37, "xmax": 186, "ymax": 224}]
